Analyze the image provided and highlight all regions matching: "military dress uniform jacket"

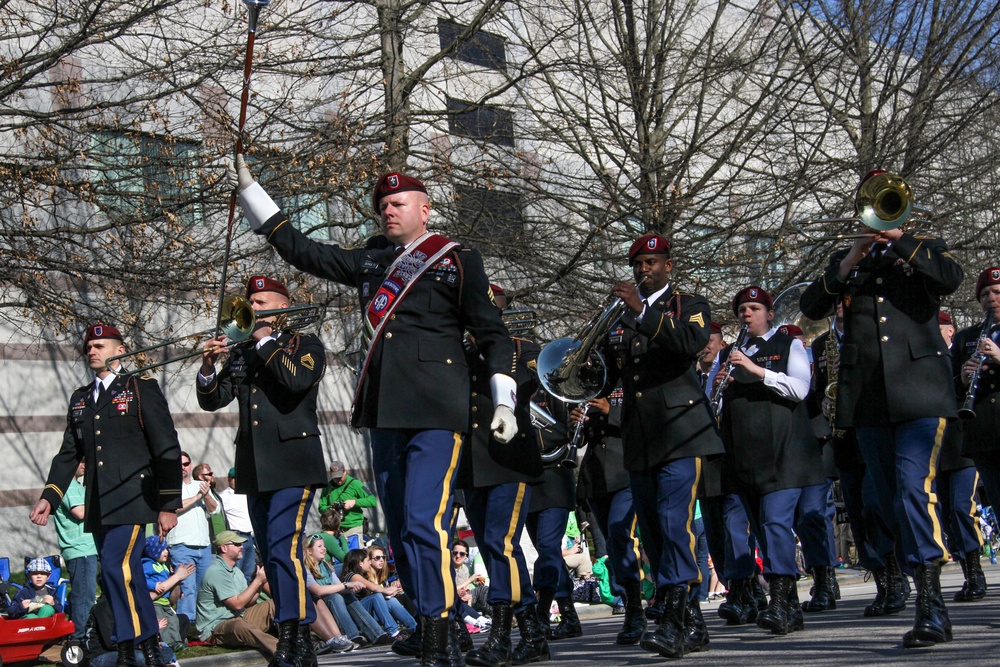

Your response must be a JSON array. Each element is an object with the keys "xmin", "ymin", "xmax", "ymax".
[
  {"xmin": 256, "ymin": 215, "xmax": 515, "ymax": 433},
  {"xmin": 457, "ymin": 337, "xmax": 544, "ymax": 489},
  {"xmin": 576, "ymin": 386, "xmax": 631, "ymax": 502},
  {"xmin": 800, "ymin": 233, "xmax": 963, "ymax": 428},
  {"xmin": 197, "ymin": 331, "xmax": 328, "ymax": 495},
  {"xmin": 41, "ymin": 375, "xmax": 182, "ymax": 532},
  {"xmin": 952, "ymin": 323, "xmax": 1000, "ymax": 456},
  {"xmin": 600, "ymin": 287, "xmax": 725, "ymax": 471}
]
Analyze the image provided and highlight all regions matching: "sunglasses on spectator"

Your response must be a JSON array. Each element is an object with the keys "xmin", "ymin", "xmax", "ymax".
[
  {"xmin": 181, "ymin": 461, "xmax": 191, "ymax": 466},
  {"xmin": 452, "ymin": 550, "xmax": 467, "ymax": 557},
  {"xmin": 372, "ymin": 554, "xmax": 385, "ymax": 561},
  {"xmin": 203, "ymin": 472, "xmax": 214, "ymax": 477}
]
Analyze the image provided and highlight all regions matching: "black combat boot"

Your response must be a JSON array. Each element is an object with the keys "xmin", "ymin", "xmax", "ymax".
[
  {"xmin": 755, "ymin": 575, "xmax": 793, "ymax": 635},
  {"xmin": 138, "ymin": 636, "xmax": 166, "ymax": 667},
  {"xmin": 954, "ymin": 549, "xmax": 988, "ymax": 602},
  {"xmin": 295, "ymin": 624, "xmax": 317, "ymax": 667},
  {"xmin": 115, "ymin": 640, "xmax": 138, "ymax": 667},
  {"xmin": 420, "ymin": 616, "xmax": 460, "ymax": 667},
  {"xmin": 616, "ymin": 580, "xmax": 647, "ymax": 645},
  {"xmin": 511, "ymin": 604, "xmax": 550, "ymax": 665},
  {"xmin": 903, "ymin": 563, "xmax": 953, "ymax": 648},
  {"xmin": 269, "ymin": 619, "xmax": 301, "ymax": 667},
  {"xmin": 883, "ymin": 552, "xmax": 907, "ymax": 614},
  {"xmin": 466, "ymin": 604, "xmax": 513, "ymax": 667},
  {"xmin": 393, "ymin": 615, "xmax": 423, "ymax": 657},
  {"xmin": 683, "ymin": 595, "xmax": 709, "ymax": 653},
  {"xmin": 534, "ymin": 589, "xmax": 554, "ymax": 638},
  {"xmin": 787, "ymin": 579, "xmax": 804, "ymax": 633},
  {"xmin": 803, "ymin": 566, "xmax": 837, "ymax": 612},
  {"xmin": 863, "ymin": 567, "xmax": 888, "ymax": 617},
  {"xmin": 750, "ymin": 575, "xmax": 768, "ymax": 611},
  {"xmin": 644, "ymin": 588, "xmax": 666, "ymax": 623},
  {"xmin": 717, "ymin": 577, "xmax": 752, "ymax": 625},
  {"xmin": 549, "ymin": 597, "xmax": 582, "ymax": 640},
  {"xmin": 453, "ymin": 614, "xmax": 475, "ymax": 654},
  {"xmin": 638, "ymin": 585, "xmax": 687, "ymax": 659}
]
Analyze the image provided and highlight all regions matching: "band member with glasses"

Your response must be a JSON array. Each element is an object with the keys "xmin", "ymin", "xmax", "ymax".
[
  {"xmin": 198, "ymin": 275, "xmax": 329, "ymax": 667},
  {"xmin": 599, "ymin": 233, "xmax": 725, "ymax": 659},
  {"xmin": 228, "ymin": 159, "xmax": 517, "ymax": 666},
  {"xmin": 801, "ymin": 186, "xmax": 964, "ymax": 648},
  {"xmin": 715, "ymin": 287, "xmax": 826, "ymax": 636},
  {"xmin": 30, "ymin": 323, "xmax": 182, "ymax": 667}
]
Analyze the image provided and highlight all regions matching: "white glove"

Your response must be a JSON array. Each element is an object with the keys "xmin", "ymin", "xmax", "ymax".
[
  {"xmin": 225, "ymin": 154, "xmax": 256, "ymax": 193},
  {"xmin": 491, "ymin": 405, "xmax": 518, "ymax": 444}
]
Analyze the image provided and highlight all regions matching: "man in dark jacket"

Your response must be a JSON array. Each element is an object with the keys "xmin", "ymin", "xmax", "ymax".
[
  {"xmin": 30, "ymin": 323, "xmax": 182, "ymax": 667},
  {"xmin": 600, "ymin": 233, "xmax": 726, "ymax": 660},
  {"xmin": 198, "ymin": 275, "xmax": 328, "ymax": 667},
  {"xmin": 228, "ymin": 157, "xmax": 518, "ymax": 667},
  {"xmin": 800, "ymin": 173, "xmax": 964, "ymax": 648}
]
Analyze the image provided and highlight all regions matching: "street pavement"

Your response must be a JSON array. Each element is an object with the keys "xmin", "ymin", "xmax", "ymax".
[{"xmin": 186, "ymin": 561, "xmax": 1000, "ymax": 667}]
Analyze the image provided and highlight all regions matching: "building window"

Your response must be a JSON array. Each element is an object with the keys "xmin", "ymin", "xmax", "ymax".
[
  {"xmin": 275, "ymin": 194, "xmax": 330, "ymax": 240},
  {"xmin": 438, "ymin": 18, "xmax": 507, "ymax": 71},
  {"xmin": 447, "ymin": 97, "xmax": 515, "ymax": 147},
  {"xmin": 90, "ymin": 131, "xmax": 203, "ymax": 225},
  {"xmin": 455, "ymin": 185, "xmax": 524, "ymax": 247}
]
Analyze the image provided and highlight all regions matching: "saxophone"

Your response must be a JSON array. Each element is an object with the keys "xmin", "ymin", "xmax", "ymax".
[{"xmin": 824, "ymin": 330, "xmax": 845, "ymax": 438}]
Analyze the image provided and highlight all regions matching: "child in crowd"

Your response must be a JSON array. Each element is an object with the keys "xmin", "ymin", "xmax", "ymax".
[
  {"xmin": 7, "ymin": 558, "xmax": 62, "ymax": 619},
  {"xmin": 141, "ymin": 536, "xmax": 196, "ymax": 651}
]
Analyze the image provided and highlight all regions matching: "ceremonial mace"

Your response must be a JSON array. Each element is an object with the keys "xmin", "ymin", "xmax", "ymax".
[{"xmin": 216, "ymin": 0, "xmax": 269, "ymax": 333}]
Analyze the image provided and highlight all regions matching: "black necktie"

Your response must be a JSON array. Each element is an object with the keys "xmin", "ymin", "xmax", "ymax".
[{"xmin": 94, "ymin": 382, "xmax": 107, "ymax": 406}]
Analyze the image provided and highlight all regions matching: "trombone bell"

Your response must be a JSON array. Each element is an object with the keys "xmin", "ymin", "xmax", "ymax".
[{"xmin": 792, "ymin": 171, "xmax": 923, "ymax": 241}]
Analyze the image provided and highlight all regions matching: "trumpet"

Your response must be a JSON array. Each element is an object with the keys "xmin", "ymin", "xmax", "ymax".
[
  {"xmin": 792, "ymin": 171, "xmax": 928, "ymax": 242},
  {"xmin": 106, "ymin": 295, "xmax": 320, "ymax": 375},
  {"xmin": 959, "ymin": 310, "xmax": 995, "ymax": 421},
  {"xmin": 709, "ymin": 323, "xmax": 750, "ymax": 417}
]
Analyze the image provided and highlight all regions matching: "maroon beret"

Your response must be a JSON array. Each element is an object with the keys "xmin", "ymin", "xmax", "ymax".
[
  {"xmin": 372, "ymin": 172, "xmax": 428, "ymax": 211},
  {"xmin": 489, "ymin": 284, "xmax": 506, "ymax": 297},
  {"xmin": 975, "ymin": 267, "xmax": 1000, "ymax": 299},
  {"xmin": 709, "ymin": 322, "xmax": 723, "ymax": 335},
  {"xmin": 627, "ymin": 234, "xmax": 671, "ymax": 265},
  {"xmin": 937, "ymin": 311, "xmax": 953, "ymax": 325},
  {"xmin": 246, "ymin": 275, "xmax": 289, "ymax": 299},
  {"xmin": 732, "ymin": 286, "xmax": 773, "ymax": 316},
  {"xmin": 83, "ymin": 323, "xmax": 123, "ymax": 350},
  {"xmin": 777, "ymin": 324, "xmax": 804, "ymax": 338}
]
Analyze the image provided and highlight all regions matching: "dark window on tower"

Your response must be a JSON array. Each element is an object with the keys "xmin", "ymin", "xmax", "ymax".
[
  {"xmin": 438, "ymin": 18, "xmax": 507, "ymax": 71},
  {"xmin": 447, "ymin": 97, "xmax": 515, "ymax": 148}
]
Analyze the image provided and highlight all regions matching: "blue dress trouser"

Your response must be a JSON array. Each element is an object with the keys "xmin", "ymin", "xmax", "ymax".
[
  {"xmin": 465, "ymin": 482, "xmax": 535, "ymax": 607},
  {"xmin": 370, "ymin": 428, "xmax": 463, "ymax": 618},
  {"xmin": 937, "ymin": 465, "xmax": 983, "ymax": 555},
  {"xmin": 743, "ymin": 488, "xmax": 803, "ymax": 577},
  {"xmin": 95, "ymin": 524, "xmax": 159, "ymax": 644},
  {"xmin": 857, "ymin": 419, "xmax": 950, "ymax": 568},
  {"xmin": 721, "ymin": 493, "xmax": 756, "ymax": 580},
  {"xmin": 795, "ymin": 480, "xmax": 838, "ymax": 570},
  {"xmin": 249, "ymin": 487, "xmax": 317, "ymax": 624},
  {"xmin": 629, "ymin": 457, "xmax": 701, "ymax": 589},
  {"xmin": 588, "ymin": 487, "xmax": 641, "ymax": 598},
  {"xmin": 525, "ymin": 507, "xmax": 573, "ymax": 598}
]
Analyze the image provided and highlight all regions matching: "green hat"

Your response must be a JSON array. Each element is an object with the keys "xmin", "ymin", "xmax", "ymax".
[
  {"xmin": 228, "ymin": 467, "xmax": 236, "ymax": 477},
  {"xmin": 213, "ymin": 530, "xmax": 248, "ymax": 547}
]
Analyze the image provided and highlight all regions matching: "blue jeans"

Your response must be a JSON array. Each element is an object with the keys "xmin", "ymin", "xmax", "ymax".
[
  {"xmin": 66, "ymin": 555, "xmax": 98, "ymax": 639},
  {"xmin": 359, "ymin": 593, "xmax": 401, "ymax": 635},
  {"xmin": 321, "ymin": 593, "xmax": 381, "ymax": 642},
  {"xmin": 693, "ymin": 517, "xmax": 710, "ymax": 601},
  {"xmin": 169, "ymin": 543, "xmax": 213, "ymax": 620}
]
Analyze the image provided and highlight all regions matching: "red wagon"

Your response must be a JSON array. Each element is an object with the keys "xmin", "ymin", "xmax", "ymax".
[{"xmin": 0, "ymin": 612, "xmax": 77, "ymax": 666}]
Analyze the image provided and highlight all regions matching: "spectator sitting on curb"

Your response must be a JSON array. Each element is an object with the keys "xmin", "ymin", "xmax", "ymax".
[
  {"xmin": 317, "ymin": 508, "xmax": 351, "ymax": 570},
  {"xmin": 141, "ymin": 536, "xmax": 196, "ymax": 652},
  {"xmin": 194, "ymin": 530, "xmax": 278, "ymax": 658},
  {"xmin": 317, "ymin": 461, "xmax": 377, "ymax": 540}
]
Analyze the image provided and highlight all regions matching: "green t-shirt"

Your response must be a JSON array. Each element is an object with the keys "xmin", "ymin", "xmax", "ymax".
[
  {"xmin": 320, "ymin": 532, "xmax": 350, "ymax": 564},
  {"xmin": 195, "ymin": 556, "xmax": 249, "ymax": 640},
  {"xmin": 54, "ymin": 478, "xmax": 97, "ymax": 560}
]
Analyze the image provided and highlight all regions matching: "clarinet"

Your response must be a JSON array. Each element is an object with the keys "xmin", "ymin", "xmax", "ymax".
[
  {"xmin": 959, "ymin": 311, "xmax": 995, "ymax": 421},
  {"xmin": 710, "ymin": 323, "xmax": 750, "ymax": 417}
]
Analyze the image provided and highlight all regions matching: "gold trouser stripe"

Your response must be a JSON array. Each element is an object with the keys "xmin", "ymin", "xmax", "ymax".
[
  {"xmin": 686, "ymin": 458, "xmax": 703, "ymax": 584},
  {"xmin": 435, "ymin": 433, "xmax": 463, "ymax": 617},
  {"xmin": 291, "ymin": 489, "xmax": 311, "ymax": 620},
  {"xmin": 503, "ymin": 483, "xmax": 528, "ymax": 604},
  {"xmin": 628, "ymin": 513, "xmax": 641, "ymax": 577},
  {"xmin": 123, "ymin": 525, "xmax": 142, "ymax": 637},
  {"xmin": 926, "ymin": 418, "xmax": 949, "ymax": 563},
  {"xmin": 968, "ymin": 470, "xmax": 985, "ymax": 547}
]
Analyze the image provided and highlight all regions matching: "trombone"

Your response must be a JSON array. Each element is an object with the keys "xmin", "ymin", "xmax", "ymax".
[
  {"xmin": 791, "ymin": 171, "xmax": 928, "ymax": 241},
  {"xmin": 105, "ymin": 295, "xmax": 321, "ymax": 375}
]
